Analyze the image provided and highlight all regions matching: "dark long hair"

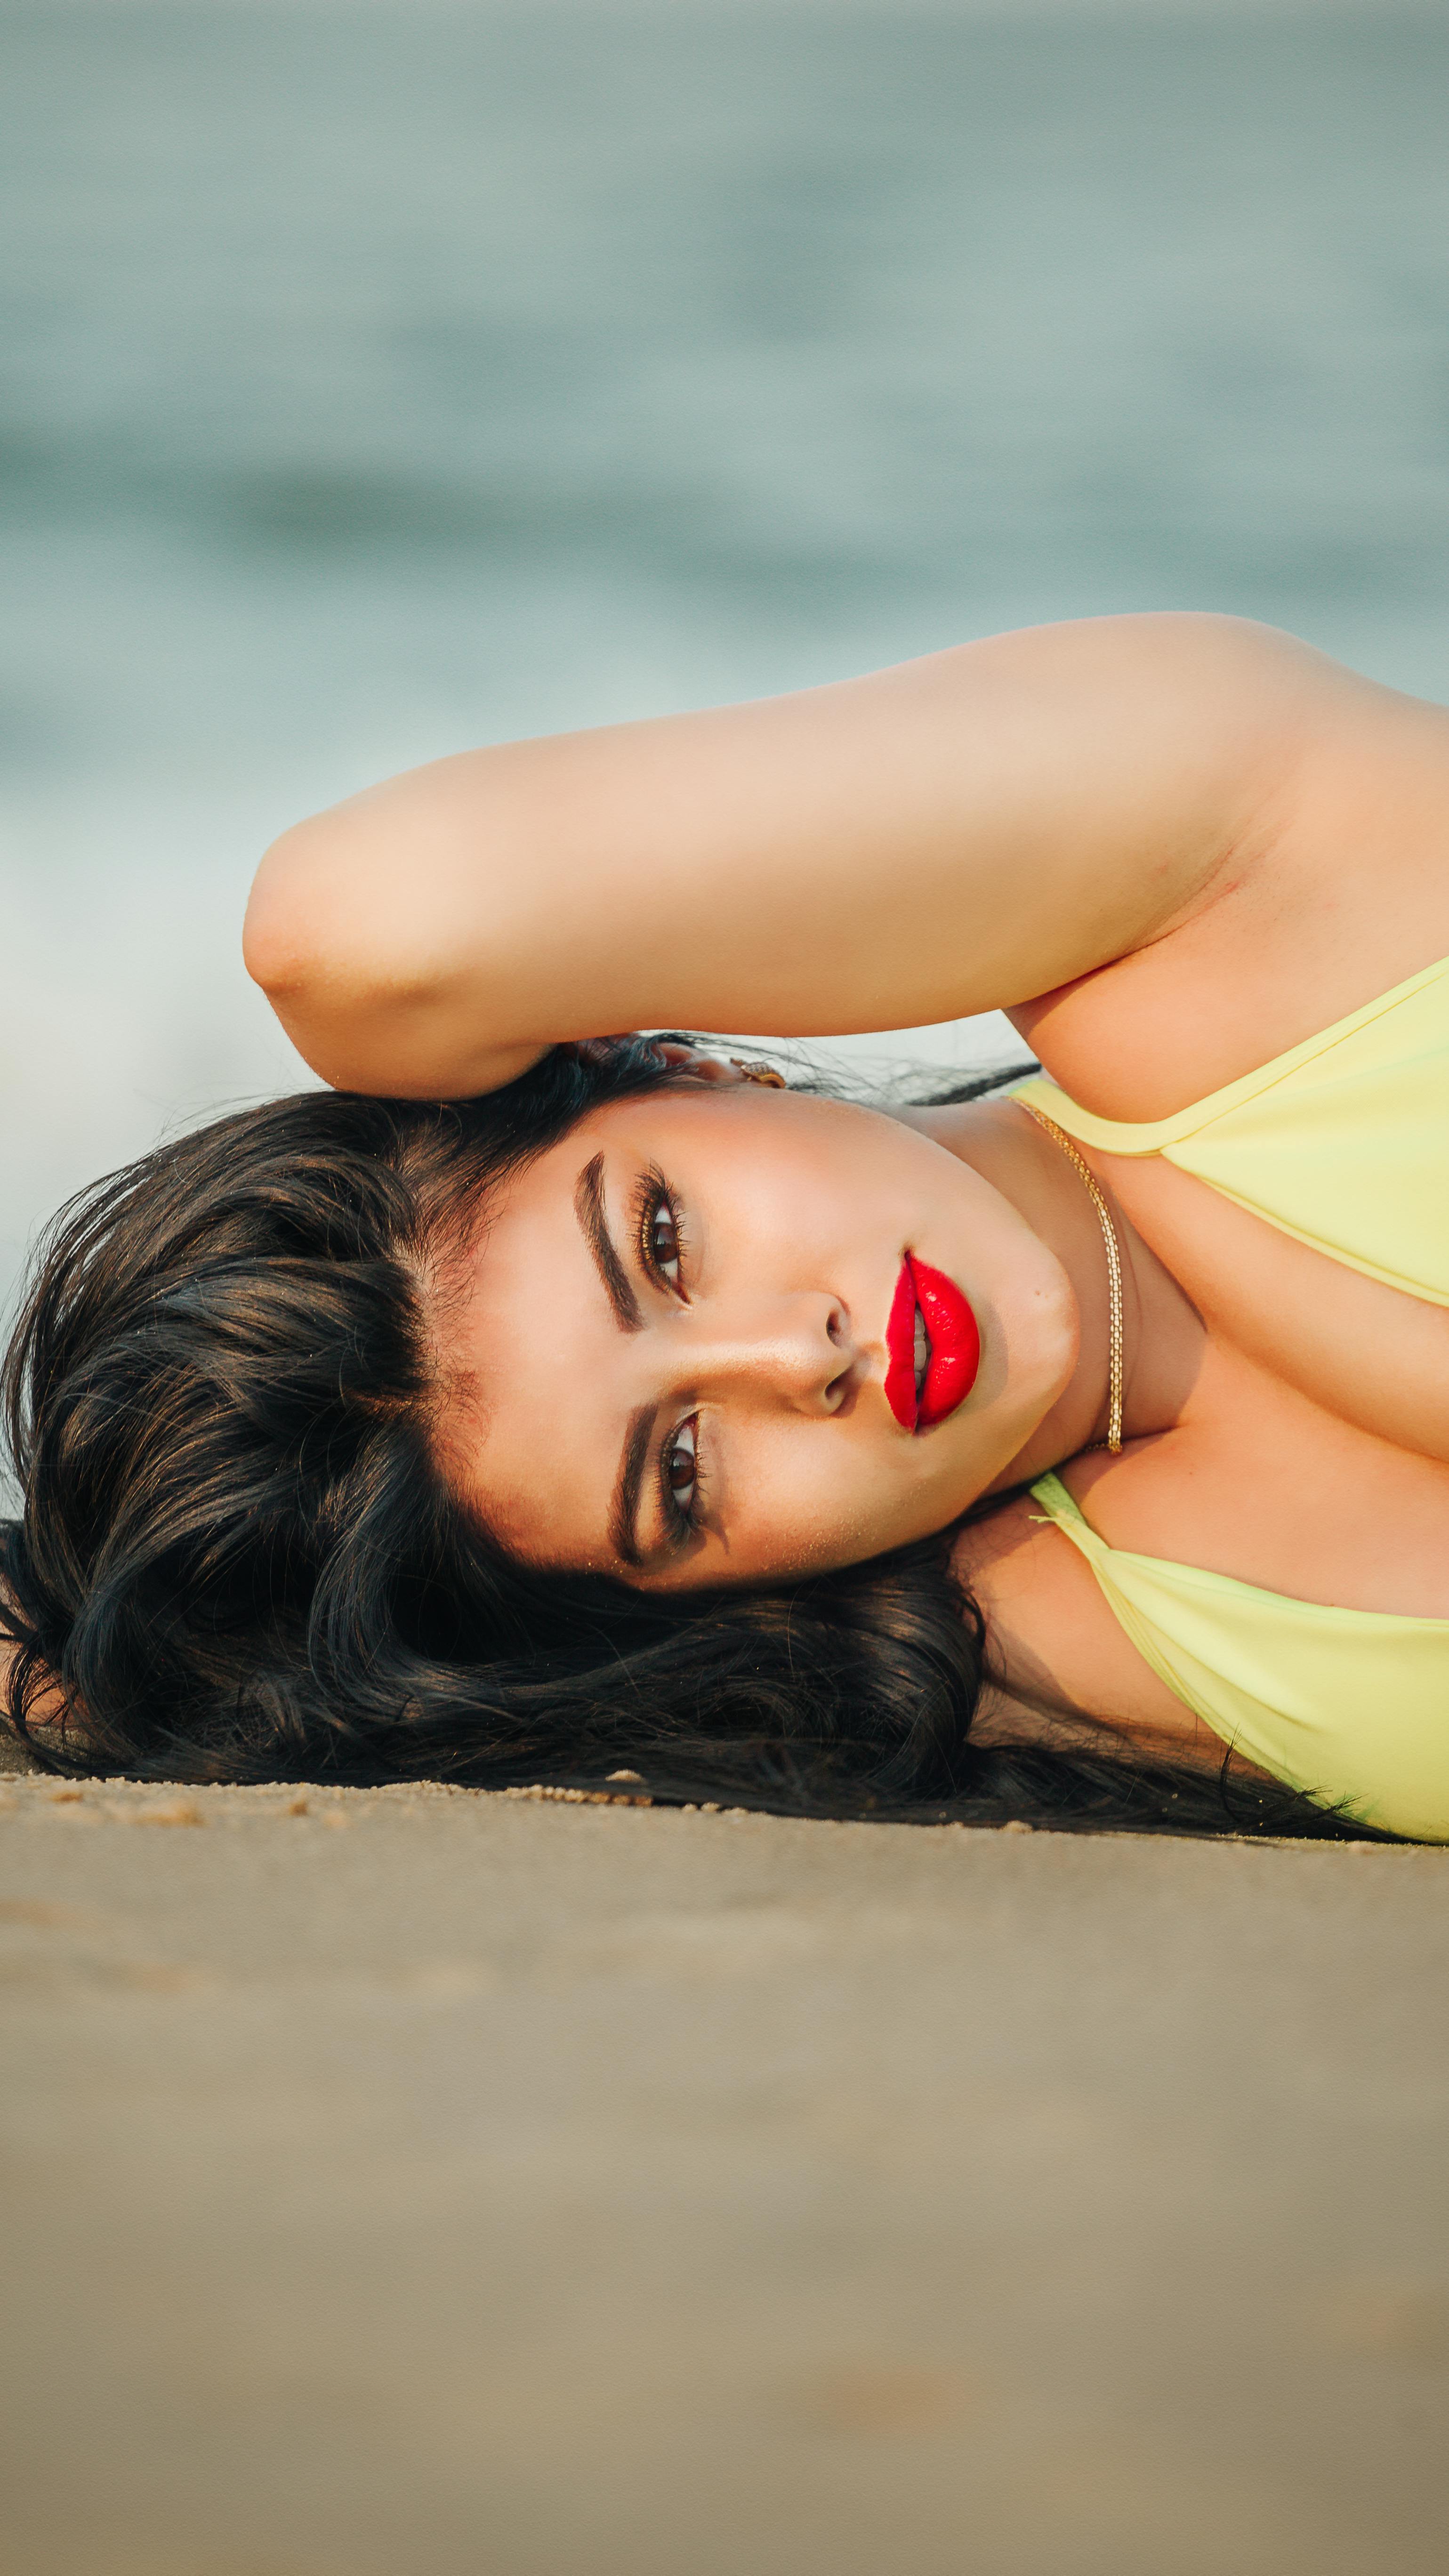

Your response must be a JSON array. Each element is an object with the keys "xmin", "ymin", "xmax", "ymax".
[{"xmin": 0, "ymin": 1040, "xmax": 1368, "ymax": 1836}]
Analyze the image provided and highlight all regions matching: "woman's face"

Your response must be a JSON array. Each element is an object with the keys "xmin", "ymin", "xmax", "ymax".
[{"xmin": 437, "ymin": 1081, "xmax": 1079, "ymax": 1590}]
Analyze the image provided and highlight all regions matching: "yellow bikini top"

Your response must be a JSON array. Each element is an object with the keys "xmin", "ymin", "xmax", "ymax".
[{"xmin": 1013, "ymin": 951, "xmax": 1449, "ymax": 1841}]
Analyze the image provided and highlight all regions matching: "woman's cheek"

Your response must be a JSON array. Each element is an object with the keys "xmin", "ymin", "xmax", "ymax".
[{"xmin": 743, "ymin": 1464, "xmax": 901, "ymax": 1578}]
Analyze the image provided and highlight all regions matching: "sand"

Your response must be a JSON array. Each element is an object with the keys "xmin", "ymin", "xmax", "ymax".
[{"xmin": 1, "ymin": 1769, "xmax": 1446, "ymax": 2576}]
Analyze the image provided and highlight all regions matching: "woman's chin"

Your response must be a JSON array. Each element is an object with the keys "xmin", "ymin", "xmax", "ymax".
[{"xmin": 956, "ymin": 1305, "xmax": 1081, "ymax": 1503}]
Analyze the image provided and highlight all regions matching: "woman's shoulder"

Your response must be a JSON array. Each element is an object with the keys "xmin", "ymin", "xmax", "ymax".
[
  {"xmin": 1009, "ymin": 668, "xmax": 1449, "ymax": 1126},
  {"xmin": 952, "ymin": 1493, "xmax": 1222, "ymax": 1760}
]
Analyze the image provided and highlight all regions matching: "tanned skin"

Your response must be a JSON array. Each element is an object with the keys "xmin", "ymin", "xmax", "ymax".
[{"xmin": 245, "ymin": 615, "xmax": 1449, "ymax": 1772}]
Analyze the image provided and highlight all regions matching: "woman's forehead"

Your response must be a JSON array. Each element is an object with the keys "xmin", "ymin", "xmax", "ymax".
[
  {"xmin": 429, "ymin": 1163, "xmax": 623, "ymax": 1554},
  {"xmin": 443, "ymin": 1134, "xmax": 602, "ymax": 1346},
  {"xmin": 426, "ymin": 1092, "xmax": 765, "ymax": 1550}
]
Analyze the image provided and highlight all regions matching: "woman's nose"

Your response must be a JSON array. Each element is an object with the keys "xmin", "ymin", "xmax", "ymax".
[{"xmin": 673, "ymin": 1294, "xmax": 855, "ymax": 1413}]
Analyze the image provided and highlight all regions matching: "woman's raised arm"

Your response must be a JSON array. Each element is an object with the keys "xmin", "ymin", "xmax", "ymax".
[{"xmin": 243, "ymin": 613, "xmax": 1349, "ymax": 1097}]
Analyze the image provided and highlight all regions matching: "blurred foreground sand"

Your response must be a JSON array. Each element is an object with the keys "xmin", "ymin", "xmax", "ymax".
[{"xmin": 1, "ymin": 1769, "xmax": 1446, "ymax": 2576}]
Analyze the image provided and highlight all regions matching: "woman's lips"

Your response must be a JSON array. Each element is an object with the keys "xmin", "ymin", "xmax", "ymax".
[{"xmin": 884, "ymin": 1253, "xmax": 981, "ymax": 1432}]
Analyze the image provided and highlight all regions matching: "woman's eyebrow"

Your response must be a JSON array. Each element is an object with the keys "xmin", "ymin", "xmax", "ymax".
[
  {"xmin": 609, "ymin": 1401, "xmax": 656, "ymax": 1566},
  {"xmin": 573, "ymin": 1153, "xmax": 643, "ymax": 1333}
]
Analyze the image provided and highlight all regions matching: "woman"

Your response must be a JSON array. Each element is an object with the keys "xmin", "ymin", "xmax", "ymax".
[{"xmin": 5, "ymin": 613, "xmax": 1448, "ymax": 1837}]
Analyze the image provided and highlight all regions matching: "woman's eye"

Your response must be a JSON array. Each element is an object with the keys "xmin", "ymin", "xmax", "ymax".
[
  {"xmin": 648, "ymin": 1200, "xmax": 681, "ymax": 1284},
  {"xmin": 664, "ymin": 1417, "xmax": 697, "ymax": 1517},
  {"xmin": 633, "ymin": 1169, "xmax": 688, "ymax": 1299}
]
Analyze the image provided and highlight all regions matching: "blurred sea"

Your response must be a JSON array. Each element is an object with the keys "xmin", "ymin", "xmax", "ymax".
[{"xmin": 4, "ymin": 0, "xmax": 1449, "ymax": 1326}]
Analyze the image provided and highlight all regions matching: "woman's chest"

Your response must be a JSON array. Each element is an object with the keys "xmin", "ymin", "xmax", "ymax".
[
  {"xmin": 1108, "ymin": 1148, "xmax": 1449, "ymax": 1462},
  {"xmin": 1086, "ymin": 1152, "xmax": 1449, "ymax": 1618}
]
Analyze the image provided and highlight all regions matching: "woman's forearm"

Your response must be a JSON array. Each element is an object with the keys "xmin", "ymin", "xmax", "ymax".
[{"xmin": 243, "ymin": 613, "xmax": 1336, "ymax": 1096}]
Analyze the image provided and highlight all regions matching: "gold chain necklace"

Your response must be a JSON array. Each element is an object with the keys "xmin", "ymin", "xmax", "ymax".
[{"xmin": 1015, "ymin": 1099, "xmax": 1125, "ymax": 1453}]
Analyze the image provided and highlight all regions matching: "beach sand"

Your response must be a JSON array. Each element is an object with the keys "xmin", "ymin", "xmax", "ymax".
[{"xmin": 1, "ymin": 1768, "xmax": 1446, "ymax": 2575}]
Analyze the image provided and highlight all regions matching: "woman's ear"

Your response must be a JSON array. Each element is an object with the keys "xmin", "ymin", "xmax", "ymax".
[
  {"xmin": 565, "ymin": 1034, "xmax": 785, "ymax": 1087},
  {"xmin": 654, "ymin": 1044, "xmax": 789, "ymax": 1087},
  {"xmin": 567, "ymin": 1033, "xmax": 755, "ymax": 1085},
  {"xmin": 652, "ymin": 1041, "xmax": 741, "ymax": 1084}
]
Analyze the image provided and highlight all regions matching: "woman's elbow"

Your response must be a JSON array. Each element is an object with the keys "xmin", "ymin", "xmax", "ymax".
[{"xmin": 242, "ymin": 825, "xmax": 334, "ymax": 1004}]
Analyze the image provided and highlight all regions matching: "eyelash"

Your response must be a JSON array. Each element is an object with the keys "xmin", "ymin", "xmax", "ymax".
[
  {"xmin": 659, "ymin": 1414, "xmax": 704, "ymax": 1542},
  {"xmin": 631, "ymin": 1170, "xmax": 704, "ymax": 1541},
  {"xmin": 632, "ymin": 1167, "xmax": 686, "ymax": 1297}
]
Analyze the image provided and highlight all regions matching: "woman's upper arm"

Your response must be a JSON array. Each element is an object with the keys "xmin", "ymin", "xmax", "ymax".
[{"xmin": 243, "ymin": 613, "xmax": 1344, "ymax": 1096}]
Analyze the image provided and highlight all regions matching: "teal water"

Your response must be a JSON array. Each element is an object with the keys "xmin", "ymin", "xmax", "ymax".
[{"xmin": 2, "ymin": 1, "xmax": 1449, "ymax": 1309}]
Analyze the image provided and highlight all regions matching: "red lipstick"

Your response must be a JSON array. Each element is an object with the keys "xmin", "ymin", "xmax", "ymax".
[{"xmin": 885, "ymin": 1253, "xmax": 980, "ymax": 1433}]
